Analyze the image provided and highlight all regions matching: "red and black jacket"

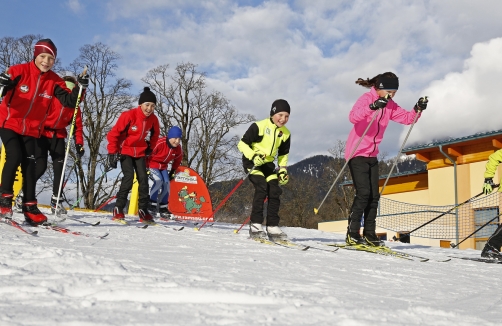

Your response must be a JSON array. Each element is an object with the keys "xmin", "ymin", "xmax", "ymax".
[
  {"xmin": 106, "ymin": 106, "xmax": 160, "ymax": 158},
  {"xmin": 0, "ymin": 61, "xmax": 80, "ymax": 137},
  {"xmin": 146, "ymin": 137, "xmax": 183, "ymax": 170},
  {"xmin": 41, "ymin": 102, "xmax": 84, "ymax": 145}
]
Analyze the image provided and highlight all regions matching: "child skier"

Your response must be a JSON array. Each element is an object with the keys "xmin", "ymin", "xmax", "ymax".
[
  {"xmin": 480, "ymin": 150, "xmax": 502, "ymax": 260},
  {"xmin": 0, "ymin": 39, "xmax": 87, "ymax": 225},
  {"xmin": 345, "ymin": 72, "xmax": 427, "ymax": 246},
  {"xmin": 147, "ymin": 126, "xmax": 183, "ymax": 218},
  {"xmin": 237, "ymin": 99, "xmax": 291, "ymax": 241},
  {"xmin": 106, "ymin": 87, "xmax": 160, "ymax": 223},
  {"xmin": 14, "ymin": 76, "xmax": 85, "ymax": 216}
]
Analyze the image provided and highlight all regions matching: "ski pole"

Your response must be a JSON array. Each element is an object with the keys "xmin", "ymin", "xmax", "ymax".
[
  {"xmin": 379, "ymin": 98, "xmax": 426, "ymax": 195},
  {"xmin": 233, "ymin": 198, "xmax": 268, "ymax": 234},
  {"xmin": 314, "ymin": 102, "xmax": 386, "ymax": 215},
  {"xmin": 54, "ymin": 66, "xmax": 87, "ymax": 217},
  {"xmin": 196, "ymin": 166, "xmax": 255, "ymax": 231},
  {"xmin": 450, "ymin": 212, "xmax": 502, "ymax": 248},
  {"xmin": 399, "ymin": 185, "xmax": 500, "ymax": 241}
]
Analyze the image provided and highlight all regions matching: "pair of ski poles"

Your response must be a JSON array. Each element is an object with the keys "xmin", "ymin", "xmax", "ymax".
[
  {"xmin": 313, "ymin": 95, "xmax": 425, "ymax": 215},
  {"xmin": 53, "ymin": 66, "xmax": 87, "ymax": 219}
]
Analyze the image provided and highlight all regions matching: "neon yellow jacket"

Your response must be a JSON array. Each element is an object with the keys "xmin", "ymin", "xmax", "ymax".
[
  {"xmin": 237, "ymin": 117, "xmax": 291, "ymax": 168},
  {"xmin": 484, "ymin": 149, "xmax": 502, "ymax": 192}
]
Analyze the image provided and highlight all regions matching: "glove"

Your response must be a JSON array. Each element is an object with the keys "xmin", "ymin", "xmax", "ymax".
[
  {"xmin": 169, "ymin": 169, "xmax": 176, "ymax": 181},
  {"xmin": 414, "ymin": 96, "xmax": 428, "ymax": 112},
  {"xmin": 107, "ymin": 153, "xmax": 119, "ymax": 170},
  {"xmin": 0, "ymin": 72, "xmax": 12, "ymax": 88},
  {"xmin": 145, "ymin": 147, "xmax": 152, "ymax": 156},
  {"xmin": 369, "ymin": 97, "xmax": 389, "ymax": 110},
  {"xmin": 77, "ymin": 74, "xmax": 89, "ymax": 89},
  {"xmin": 252, "ymin": 153, "xmax": 266, "ymax": 166},
  {"xmin": 278, "ymin": 168, "xmax": 289, "ymax": 186},
  {"xmin": 75, "ymin": 144, "xmax": 85, "ymax": 158},
  {"xmin": 483, "ymin": 178, "xmax": 495, "ymax": 195}
]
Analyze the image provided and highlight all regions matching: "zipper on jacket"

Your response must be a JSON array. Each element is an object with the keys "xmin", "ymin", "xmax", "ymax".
[
  {"xmin": 369, "ymin": 108, "xmax": 384, "ymax": 157},
  {"xmin": 22, "ymin": 73, "xmax": 42, "ymax": 135}
]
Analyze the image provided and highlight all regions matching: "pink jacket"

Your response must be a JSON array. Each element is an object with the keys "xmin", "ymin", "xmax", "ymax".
[{"xmin": 344, "ymin": 87, "xmax": 420, "ymax": 160}]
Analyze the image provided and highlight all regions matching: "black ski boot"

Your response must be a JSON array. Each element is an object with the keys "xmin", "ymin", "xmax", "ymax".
[
  {"xmin": 346, "ymin": 232, "xmax": 367, "ymax": 246},
  {"xmin": 363, "ymin": 232, "xmax": 385, "ymax": 247},
  {"xmin": 481, "ymin": 243, "xmax": 502, "ymax": 260}
]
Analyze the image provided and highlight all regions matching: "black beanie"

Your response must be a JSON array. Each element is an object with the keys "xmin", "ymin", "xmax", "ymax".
[
  {"xmin": 270, "ymin": 99, "xmax": 290, "ymax": 116},
  {"xmin": 139, "ymin": 87, "xmax": 157, "ymax": 105}
]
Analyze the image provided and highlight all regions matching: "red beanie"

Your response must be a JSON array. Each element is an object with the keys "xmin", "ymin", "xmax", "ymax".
[{"xmin": 34, "ymin": 39, "xmax": 57, "ymax": 59}]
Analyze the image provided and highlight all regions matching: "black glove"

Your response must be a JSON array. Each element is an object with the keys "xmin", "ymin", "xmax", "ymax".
[
  {"xmin": 414, "ymin": 96, "xmax": 428, "ymax": 112},
  {"xmin": 369, "ymin": 97, "xmax": 389, "ymax": 110},
  {"xmin": 169, "ymin": 169, "xmax": 176, "ymax": 181},
  {"xmin": 77, "ymin": 74, "xmax": 89, "ymax": 89},
  {"xmin": 483, "ymin": 178, "xmax": 496, "ymax": 195},
  {"xmin": 145, "ymin": 147, "xmax": 152, "ymax": 156},
  {"xmin": 107, "ymin": 153, "xmax": 119, "ymax": 170},
  {"xmin": 75, "ymin": 144, "xmax": 85, "ymax": 158},
  {"xmin": 0, "ymin": 72, "xmax": 12, "ymax": 88}
]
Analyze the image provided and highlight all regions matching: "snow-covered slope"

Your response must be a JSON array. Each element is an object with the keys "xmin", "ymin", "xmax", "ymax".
[{"xmin": 1, "ymin": 209, "xmax": 500, "ymax": 326}]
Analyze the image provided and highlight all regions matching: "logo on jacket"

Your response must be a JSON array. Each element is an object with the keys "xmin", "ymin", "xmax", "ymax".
[
  {"xmin": 38, "ymin": 91, "xmax": 52, "ymax": 99},
  {"xmin": 131, "ymin": 125, "xmax": 138, "ymax": 131},
  {"xmin": 278, "ymin": 131, "xmax": 283, "ymax": 137},
  {"xmin": 265, "ymin": 127, "xmax": 271, "ymax": 135},
  {"xmin": 19, "ymin": 85, "xmax": 29, "ymax": 93}
]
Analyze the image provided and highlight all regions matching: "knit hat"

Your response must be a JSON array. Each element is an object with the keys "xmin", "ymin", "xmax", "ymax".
[
  {"xmin": 376, "ymin": 75, "xmax": 399, "ymax": 90},
  {"xmin": 138, "ymin": 87, "xmax": 157, "ymax": 105},
  {"xmin": 167, "ymin": 126, "xmax": 182, "ymax": 139},
  {"xmin": 270, "ymin": 99, "xmax": 290, "ymax": 116},
  {"xmin": 34, "ymin": 39, "xmax": 57, "ymax": 59}
]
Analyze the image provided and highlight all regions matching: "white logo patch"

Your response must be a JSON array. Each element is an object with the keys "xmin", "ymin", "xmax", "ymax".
[
  {"xmin": 38, "ymin": 90, "xmax": 52, "ymax": 99},
  {"xmin": 131, "ymin": 125, "xmax": 138, "ymax": 131},
  {"xmin": 19, "ymin": 85, "xmax": 29, "ymax": 93},
  {"xmin": 265, "ymin": 127, "xmax": 271, "ymax": 135}
]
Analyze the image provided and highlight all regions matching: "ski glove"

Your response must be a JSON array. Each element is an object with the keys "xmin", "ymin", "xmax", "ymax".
[
  {"xmin": 169, "ymin": 169, "xmax": 176, "ymax": 181},
  {"xmin": 252, "ymin": 153, "xmax": 266, "ymax": 167},
  {"xmin": 278, "ymin": 168, "xmax": 289, "ymax": 186},
  {"xmin": 145, "ymin": 147, "xmax": 152, "ymax": 157},
  {"xmin": 77, "ymin": 74, "xmax": 89, "ymax": 89},
  {"xmin": 414, "ymin": 96, "xmax": 428, "ymax": 112},
  {"xmin": 369, "ymin": 97, "xmax": 388, "ymax": 110},
  {"xmin": 75, "ymin": 144, "xmax": 85, "ymax": 158},
  {"xmin": 483, "ymin": 178, "xmax": 495, "ymax": 195},
  {"xmin": 107, "ymin": 153, "xmax": 119, "ymax": 170},
  {"xmin": 0, "ymin": 72, "xmax": 12, "ymax": 87}
]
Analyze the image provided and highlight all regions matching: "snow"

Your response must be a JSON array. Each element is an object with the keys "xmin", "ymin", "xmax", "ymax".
[{"xmin": 1, "ymin": 209, "xmax": 501, "ymax": 326}]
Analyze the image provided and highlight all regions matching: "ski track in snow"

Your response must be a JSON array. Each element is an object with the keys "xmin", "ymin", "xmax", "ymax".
[{"xmin": 0, "ymin": 208, "xmax": 501, "ymax": 325}]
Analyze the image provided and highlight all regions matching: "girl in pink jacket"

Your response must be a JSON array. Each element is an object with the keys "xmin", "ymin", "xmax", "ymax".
[{"xmin": 345, "ymin": 72, "xmax": 427, "ymax": 246}]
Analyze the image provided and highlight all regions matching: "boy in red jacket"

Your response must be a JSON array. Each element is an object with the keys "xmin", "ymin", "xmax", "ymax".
[
  {"xmin": 107, "ymin": 87, "xmax": 160, "ymax": 222},
  {"xmin": 147, "ymin": 126, "xmax": 183, "ymax": 218},
  {"xmin": 14, "ymin": 76, "xmax": 85, "ymax": 216},
  {"xmin": 0, "ymin": 39, "xmax": 88, "ymax": 225}
]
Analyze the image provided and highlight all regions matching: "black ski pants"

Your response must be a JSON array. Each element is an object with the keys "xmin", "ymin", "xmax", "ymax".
[
  {"xmin": 35, "ymin": 135, "xmax": 66, "ymax": 196},
  {"xmin": 0, "ymin": 128, "xmax": 37, "ymax": 202},
  {"xmin": 347, "ymin": 156, "xmax": 380, "ymax": 236},
  {"xmin": 487, "ymin": 223, "xmax": 502, "ymax": 250},
  {"xmin": 115, "ymin": 155, "xmax": 149, "ymax": 211},
  {"xmin": 244, "ymin": 161, "xmax": 282, "ymax": 226}
]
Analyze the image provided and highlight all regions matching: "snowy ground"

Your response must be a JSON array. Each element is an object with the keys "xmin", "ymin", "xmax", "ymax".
[{"xmin": 1, "ymin": 209, "xmax": 501, "ymax": 326}]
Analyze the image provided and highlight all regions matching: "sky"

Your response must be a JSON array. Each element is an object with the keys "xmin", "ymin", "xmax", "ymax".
[
  {"xmin": 1, "ymin": 210, "xmax": 502, "ymax": 325},
  {"xmin": 4, "ymin": 0, "xmax": 502, "ymax": 164}
]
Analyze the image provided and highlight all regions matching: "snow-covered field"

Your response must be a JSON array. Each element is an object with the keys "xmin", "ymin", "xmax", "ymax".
[{"xmin": 1, "ymin": 209, "xmax": 501, "ymax": 326}]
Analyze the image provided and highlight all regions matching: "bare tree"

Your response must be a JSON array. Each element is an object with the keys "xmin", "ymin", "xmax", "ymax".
[
  {"xmin": 142, "ymin": 62, "xmax": 254, "ymax": 185},
  {"xmin": 65, "ymin": 42, "xmax": 133, "ymax": 209}
]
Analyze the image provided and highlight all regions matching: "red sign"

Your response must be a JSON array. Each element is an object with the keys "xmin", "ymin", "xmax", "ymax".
[{"xmin": 168, "ymin": 166, "xmax": 213, "ymax": 221}]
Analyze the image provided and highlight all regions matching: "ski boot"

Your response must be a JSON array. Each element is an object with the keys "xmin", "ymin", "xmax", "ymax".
[
  {"xmin": 138, "ymin": 208, "xmax": 154, "ymax": 223},
  {"xmin": 481, "ymin": 243, "xmax": 502, "ymax": 260},
  {"xmin": 159, "ymin": 204, "xmax": 173, "ymax": 219},
  {"xmin": 112, "ymin": 207, "xmax": 125, "ymax": 221},
  {"xmin": 249, "ymin": 223, "xmax": 267, "ymax": 240},
  {"xmin": 51, "ymin": 195, "xmax": 67, "ymax": 216},
  {"xmin": 363, "ymin": 232, "xmax": 385, "ymax": 247},
  {"xmin": 149, "ymin": 200, "xmax": 158, "ymax": 217},
  {"xmin": 266, "ymin": 226, "xmax": 288, "ymax": 241},
  {"xmin": 346, "ymin": 232, "xmax": 368, "ymax": 246},
  {"xmin": 0, "ymin": 193, "xmax": 14, "ymax": 218},
  {"xmin": 14, "ymin": 191, "xmax": 23, "ymax": 213},
  {"xmin": 23, "ymin": 201, "xmax": 48, "ymax": 226}
]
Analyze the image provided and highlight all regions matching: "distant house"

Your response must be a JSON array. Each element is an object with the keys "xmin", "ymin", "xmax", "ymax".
[{"xmin": 318, "ymin": 130, "xmax": 502, "ymax": 250}]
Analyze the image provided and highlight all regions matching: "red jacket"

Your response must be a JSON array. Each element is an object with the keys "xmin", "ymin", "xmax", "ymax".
[
  {"xmin": 0, "ymin": 61, "xmax": 79, "ymax": 137},
  {"xmin": 147, "ymin": 137, "xmax": 183, "ymax": 170},
  {"xmin": 107, "ymin": 106, "xmax": 160, "ymax": 158},
  {"xmin": 41, "ymin": 102, "xmax": 84, "ymax": 145}
]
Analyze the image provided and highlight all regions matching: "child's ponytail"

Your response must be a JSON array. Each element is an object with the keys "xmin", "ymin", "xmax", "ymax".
[{"xmin": 355, "ymin": 72, "xmax": 398, "ymax": 89}]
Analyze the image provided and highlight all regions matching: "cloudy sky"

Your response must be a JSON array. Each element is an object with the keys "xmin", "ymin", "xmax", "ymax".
[{"xmin": 5, "ymin": 0, "xmax": 502, "ymax": 164}]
